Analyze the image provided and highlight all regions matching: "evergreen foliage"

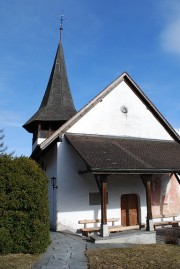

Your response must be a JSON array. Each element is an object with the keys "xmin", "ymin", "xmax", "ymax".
[
  {"xmin": 0, "ymin": 155, "xmax": 50, "ymax": 254},
  {"xmin": 0, "ymin": 129, "xmax": 7, "ymax": 155}
]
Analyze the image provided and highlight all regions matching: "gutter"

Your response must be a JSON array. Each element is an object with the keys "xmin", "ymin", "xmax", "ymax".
[
  {"xmin": 78, "ymin": 168, "xmax": 180, "ymax": 175},
  {"xmin": 91, "ymin": 168, "xmax": 180, "ymax": 175}
]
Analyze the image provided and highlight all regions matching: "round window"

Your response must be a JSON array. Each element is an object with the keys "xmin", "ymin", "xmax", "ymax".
[{"xmin": 120, "ymin": 105, "xmax": 128, "ymax": 114}]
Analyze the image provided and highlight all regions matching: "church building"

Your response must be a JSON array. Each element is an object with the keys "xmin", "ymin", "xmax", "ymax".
[{"xmin": 23, "ymin": 23, "xmax": 180, "ymax": 237}]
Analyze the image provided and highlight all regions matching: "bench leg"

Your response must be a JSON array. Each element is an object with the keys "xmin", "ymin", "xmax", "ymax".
[
  {"xmin": 82, "ymin": 231, "xmax": 88, "ymax": 237},
  {"xmin": 172, "ymin": 223, "xmax": 178, "ymax": 228}
]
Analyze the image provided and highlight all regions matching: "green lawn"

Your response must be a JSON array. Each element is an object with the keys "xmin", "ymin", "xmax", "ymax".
[{"xmin": 86, "ymin": 244, "xmax": 180, "ymax": 269}]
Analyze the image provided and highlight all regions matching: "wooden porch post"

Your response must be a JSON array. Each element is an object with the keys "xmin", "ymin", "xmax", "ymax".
[
  {"xmin": 101, "ymin": 175, "xmax": 107, "ymax": 225},
  {"xmin": 100, "ymin": 175, "xmax": 109, "ymax": 237},
  {"xmin": 146, "ymin": 180, "xmax": 153, "ymax": 221},
  {"xmin": 141, "ymin": 175, "xmax": 154, "ymax": 231}
]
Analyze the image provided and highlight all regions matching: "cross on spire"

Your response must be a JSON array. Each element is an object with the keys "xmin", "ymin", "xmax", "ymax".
[{"xmin": 59, "ymin": 13, "xmax": 67, "ymax": 43}]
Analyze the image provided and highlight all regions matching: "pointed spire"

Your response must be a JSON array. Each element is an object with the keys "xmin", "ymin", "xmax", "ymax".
[{"xmin": 23, "ymin": 30, "xmax": 76, "ymax": 134}]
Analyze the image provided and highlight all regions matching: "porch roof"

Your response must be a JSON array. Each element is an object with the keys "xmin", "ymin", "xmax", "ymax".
[{"xmin": 65, "ymin": 133, "xmax": 180, "ymax": 174}]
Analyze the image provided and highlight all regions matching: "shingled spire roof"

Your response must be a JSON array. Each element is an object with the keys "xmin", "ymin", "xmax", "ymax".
[{"xmin": 23, "ymin": 42, "xmax": 77, "ymax": 133}]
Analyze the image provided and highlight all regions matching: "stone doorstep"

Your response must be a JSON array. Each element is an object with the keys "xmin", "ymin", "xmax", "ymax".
[{"xmin": 90, "ymin": 230, "xmax": 156, "ymax": 244}]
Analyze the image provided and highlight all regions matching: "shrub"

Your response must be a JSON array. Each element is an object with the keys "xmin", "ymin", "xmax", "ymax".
[
  {"xmin": 0, "ymin": 227, "xmax": 14, "ymax": 254},
  {"xmin": 165, "ymin": 228, "xmax": 179, "ymax": 245},
  {"xmin": 0, "ymin": 155, "xmax": 50, "ymax": 254}
]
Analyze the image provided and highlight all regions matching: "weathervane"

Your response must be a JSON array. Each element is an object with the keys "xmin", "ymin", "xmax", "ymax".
[{"xmin": 58, "ymin": 13, "xmax": 67, "ymax": 43}]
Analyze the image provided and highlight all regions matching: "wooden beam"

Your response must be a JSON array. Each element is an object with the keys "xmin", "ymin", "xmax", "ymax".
[
  {"xmin": 37, "ymin": 123, "xmax": 41, "ymax": 138},
  {"xmin": 100, "ymin": 175, "xmax": 107, "ymax": 225},
  {"xmin": 94, "ymin": 175, "xmax": 101, "ymax": 193},
  {"xmin": 38, "ymin": 123, "xmax": 41, "ymax": 131}
]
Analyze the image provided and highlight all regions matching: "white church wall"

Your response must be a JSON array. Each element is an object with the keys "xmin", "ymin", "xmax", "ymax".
[
  {"xmin": 56, "ymin": 137, "xmax": 97, "ymax": 231},
  {"xmin": 68, "ymin": 81, "xmax": 173, "ymax": 141},
  {"xmin": 38, "ymin": 144, "xmax": 58, "ymax": 231},
  {"xmin": 56, "ymin": 137, "xmax": 147, "ymax": 232}
]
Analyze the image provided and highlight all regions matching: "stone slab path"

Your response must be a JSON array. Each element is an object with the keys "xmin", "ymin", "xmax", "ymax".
[{"xmin": 33, "ymin": 231, "xmax": 135, "ymax": 269}]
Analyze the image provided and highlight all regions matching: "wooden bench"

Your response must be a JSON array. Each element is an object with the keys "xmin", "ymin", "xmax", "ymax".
[
  {"xmin": 153, "ymin": 214, "xmax": 179, "ymax": 230},
  {"xmin": 108, "ymin": 225, "xmax": 141, "ymax": 233},
  {"xmin": 78, "ymin": 218, "xmax": 119, "ymax": 236}
]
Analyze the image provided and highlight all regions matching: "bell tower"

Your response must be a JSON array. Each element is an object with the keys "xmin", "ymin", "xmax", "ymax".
[{"xmin": 23, "ymin": 16, "xmax": 76, "ymax": 149}]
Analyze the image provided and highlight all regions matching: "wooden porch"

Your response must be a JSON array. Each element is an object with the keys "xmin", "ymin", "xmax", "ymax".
[
  {"xmin": 66, "ymin": 133, "xmax": 180, "ymax": 238},
  {"xmin": 87, "ymin": 174, "xmax": 179, "ymax": 237},
  {"xmin": 94, "ymin": 174, "xmax": 155, "ymax": 237}
]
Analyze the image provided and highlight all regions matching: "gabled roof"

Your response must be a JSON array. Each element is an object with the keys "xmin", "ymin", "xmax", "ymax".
[
  {"xmin": 65, "ymin": 133, "xmax": 180, "ymax": 174},
  {"xmin": 23, "ymin": 42, "xmax": 76, "ymax": 133},
  {"xmin": 36, "ymin": 72, "xmax": 180, "ymax": 154}
]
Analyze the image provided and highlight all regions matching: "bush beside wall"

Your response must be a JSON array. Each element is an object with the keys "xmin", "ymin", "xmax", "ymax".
[{"xmin": 0, "ymin": 156, "xmax": 50, "ymax": 254}]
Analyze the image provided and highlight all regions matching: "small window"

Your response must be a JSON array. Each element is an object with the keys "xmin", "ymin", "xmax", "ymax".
[{"xmin": 89, "ymin": 192, "xmax": 108, "ymax": 206}]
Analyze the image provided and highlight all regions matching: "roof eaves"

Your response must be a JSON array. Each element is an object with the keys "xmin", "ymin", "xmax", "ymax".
[{"xmin": 91, "ymin": 168, "xmax": 180, "ymax": 174}]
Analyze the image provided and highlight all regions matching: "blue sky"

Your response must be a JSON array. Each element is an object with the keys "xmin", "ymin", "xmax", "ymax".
[{"xmin": 1, "ymin": 0, "xmax": 180, "ymax": 156}]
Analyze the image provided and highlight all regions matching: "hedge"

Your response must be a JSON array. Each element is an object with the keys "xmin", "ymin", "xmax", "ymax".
[{"xmin": 0, "ymin": 155, "xmax": 50, "ymax": 254}]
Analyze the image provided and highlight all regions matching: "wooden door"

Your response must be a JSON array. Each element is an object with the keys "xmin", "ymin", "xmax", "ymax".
[{"xmin": 121, "ymin": 194, "xmax": 139, "ymax": 226}]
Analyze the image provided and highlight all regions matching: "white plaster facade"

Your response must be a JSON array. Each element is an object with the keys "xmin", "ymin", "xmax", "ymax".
[
  {"xmin": 37, "ymin": 77, "xmax": 180, "ymax": 232},
  {"xmin": 40, "ymin": 145, "xmax": 58, "ymax": 230},
  {"xmin": 68, "ymin": 81, "xmax": 173, "ymax": 140}
]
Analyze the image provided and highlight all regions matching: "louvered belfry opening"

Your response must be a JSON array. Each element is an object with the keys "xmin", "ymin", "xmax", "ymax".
[{"xmin": 32, "ymin": 121, "xmax": 67, "ymax": 144}]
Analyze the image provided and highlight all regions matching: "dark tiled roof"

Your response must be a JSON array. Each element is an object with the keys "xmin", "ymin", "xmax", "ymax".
[
  {"xmin": 23, "ymin": 43, "xmax": 76, "ymax": 132},
  {"xmin": 65, "ymin": 133, "xmax": 180, "ymax": 173}
]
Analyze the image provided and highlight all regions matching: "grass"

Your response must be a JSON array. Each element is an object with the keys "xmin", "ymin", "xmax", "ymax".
[
  {"xmin": 86, "ymin": 244, "xmax": 180, "ymax": 269},
  {"xmin": 0, "ymin": 253, "xmax": 40, "ymax": 269}
]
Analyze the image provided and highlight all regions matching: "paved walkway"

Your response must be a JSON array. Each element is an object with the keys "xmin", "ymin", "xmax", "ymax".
[{"xmin": 32, "ymin": 231, "xmax": 136, "ymax": 269}]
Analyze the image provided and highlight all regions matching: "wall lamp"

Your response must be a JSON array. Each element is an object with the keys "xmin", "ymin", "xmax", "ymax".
[{"xmin": 51, "ymin": 177, "xmax": 58, "ymax": 189}]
